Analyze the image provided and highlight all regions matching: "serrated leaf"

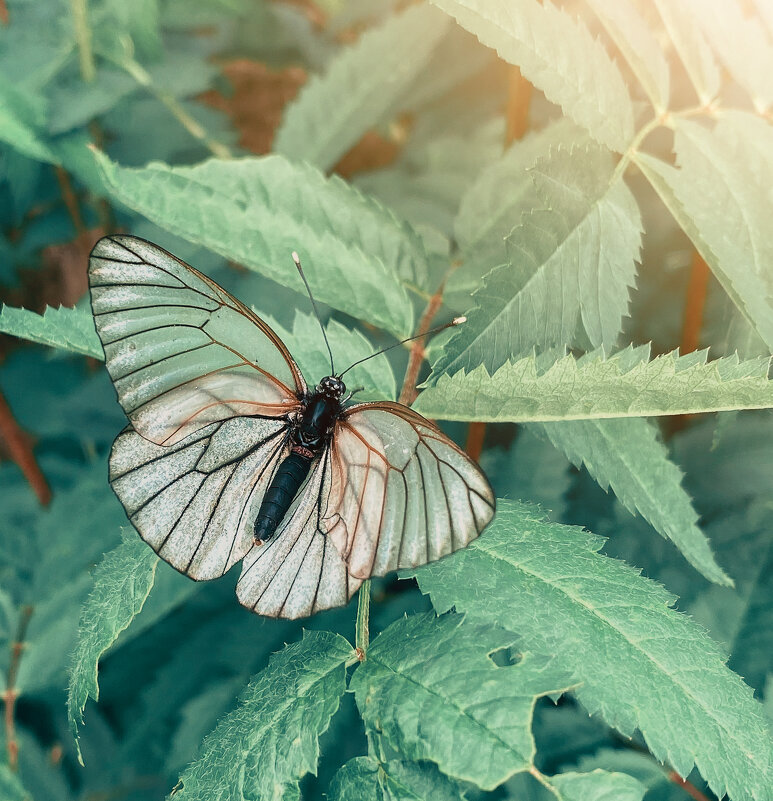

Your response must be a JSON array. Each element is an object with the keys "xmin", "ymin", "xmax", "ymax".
[
  {"xmin": 67, "ymin": 532, "xmax": 159, "ymax": 763},
  {"xmin": 683, "ymin": 0, "xmax": 773, "ymax": 112},
  {"xmin": 638, "ymin": 114, "xmax": 773, "ymax": 351},
  {"xmin": 329, "ymin": 756, "xmax": 466, "ymax": 801},
  {"xmin": 410, "ymin": 500, "xmax": 773, "ymax": 801},
  {"xmin": 550, "ymin": 769, "xmax": 646, "ymax": 801},
  {"xmin": 0, "ymin": 304, "xmax": 103, "ymax": 360},
  {"xmin": 432, "ymin": 145, "xmax": 641, "ymax": 379},
  {"xmin": 430, "ymin": 0, "xmax": 634, "ymax": 151},
  {"xmin": 653, "ymin": 0, "xmax": 720, "ymax": 105},
  {"xmin": 172, "ymin": 630, "xmax": 353, "ymax": 801},
  {"xmin": 274, "ymin": 3, "xmax": 449, "ymax": 172},
  {"xmin": 586, "ymin": 0, "xmax": 669, "ymax": 112},
  {"xmin": 534, "ymin": 417, "xmax": 731, "ymax": 585},
  {"xmin": 351, "ymin": 613, "xmax": 575, "ymax": 790},
  {"xmin": 92, "ymin": 150, "xmax": 421, "ymax": 337},
  {"xmin": 266, "ymin": 309, "xmax": 397, "ymax": 401},
  {"xmin": 452, "ymin": 117, "xmax": 587, "ymax": 290},
  {"xmin": 416, "ymin": 346, "xmax": 773, "ymax": 422}
]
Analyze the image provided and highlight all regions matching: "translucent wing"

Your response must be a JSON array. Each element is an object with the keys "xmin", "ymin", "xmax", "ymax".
[
  {"xmin": 236, "ymin": 448, "xmax": 362, "ymax": 618},
  {"xmin": 324, "ymin": 402, "xmax": 495, "ymax": 580},
  {"xmin": 110, "ymin": 416, "xmax": 289, "ymax": 579},
  {"xmin": 89, "ymin": 235, "xmax": 306, "ymax": 446},
  {"xmin": 236, "ymin": 448, "xmax": 362, "ymax": 619}
]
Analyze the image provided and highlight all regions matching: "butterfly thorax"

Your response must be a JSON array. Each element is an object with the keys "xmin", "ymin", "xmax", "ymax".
[{"xmin": 253, "ymin": 376, "xmax": 345, "ymax": 545}]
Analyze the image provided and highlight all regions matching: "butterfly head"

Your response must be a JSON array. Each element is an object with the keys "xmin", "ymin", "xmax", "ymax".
[{"xmin": 316, "ymin": 375, "xmax": 346, "ymax": 400}]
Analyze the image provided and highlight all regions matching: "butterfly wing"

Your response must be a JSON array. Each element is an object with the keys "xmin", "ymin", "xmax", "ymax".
[
  {"xmin": 324, "ymin": 402, "xmax": 495, "ymax": 580},
  {"xmin": 89, "ymin": 235, "xmax": 305, "ymax": 446},
  {"xmin": 236, "ymin": 448, "xmax": 362, "ymax": 619}
]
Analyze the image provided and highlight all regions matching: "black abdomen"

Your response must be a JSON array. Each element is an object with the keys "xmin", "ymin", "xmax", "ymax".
[{"xmin": 253, "ymin": 450, "xmax": 313, "ymax": 543}]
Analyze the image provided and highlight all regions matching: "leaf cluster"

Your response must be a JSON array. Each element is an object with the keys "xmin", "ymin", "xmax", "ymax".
[{"xmin": 1, "ymin": 1, "xmax": 772, "ymax": 800}]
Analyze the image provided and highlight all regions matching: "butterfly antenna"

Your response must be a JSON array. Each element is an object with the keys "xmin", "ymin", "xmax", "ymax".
[
  {"xmin": 292, "ymin": 251, "xmax": 335, "ymax": 375},
  {"xmin": 338, "ymin": 317, "xmax": 466, "ymax": 378}
]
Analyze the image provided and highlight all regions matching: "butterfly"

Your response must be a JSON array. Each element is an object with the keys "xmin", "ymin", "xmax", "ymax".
[{"xmin": 89, "ymin": 235, "xmax": 495, "ymax": 619}]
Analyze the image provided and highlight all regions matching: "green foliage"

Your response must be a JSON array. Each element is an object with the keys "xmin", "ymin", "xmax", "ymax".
[
  {"xmin": 275, "ymin": 3, "xmax": 450, "ymax": 171},
  {"xmin": 0, "ymin": 304, "xmax": 103, "ymax": 359},
  {"xmin": 2, "ymin": 1, "xmax": 773, "ymax": 800},
  {"xmin": 67, "ymin": 532, "xmax": 159, "ymax": 762},
  {"xmin": 172, "ymin": 631, "xmax": 353, "ymax": 801},
  {"xmin": 430, "ymin": 0, "xmax": 634, "ymax": 151},
  {"xmin": 351, "ymin": 613, "xmax": 575, "ymax": 789},
  {"xmin": 416, "ymin": 346, "xmax": 773, "ymax": 420},
  {"xmin": 410, "ymin": 501, "xmax": 773, "ymax": 801}
]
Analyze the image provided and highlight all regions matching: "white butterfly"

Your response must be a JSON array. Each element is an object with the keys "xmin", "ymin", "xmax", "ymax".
[{"xmin": 89, "ymin": 235, "xmax": 495, "ymax": 619}]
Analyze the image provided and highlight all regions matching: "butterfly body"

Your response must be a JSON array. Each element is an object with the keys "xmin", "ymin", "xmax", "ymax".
[
  {"xmin": 89, "ymin": 235, "xmax": 494, "ymax": 619},
  {"xmin": 253, "ymin": 376, "xmax": 346, "ymax": 544}
]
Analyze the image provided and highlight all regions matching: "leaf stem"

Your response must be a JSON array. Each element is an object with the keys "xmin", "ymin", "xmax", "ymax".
[
  {"xmin": 0, "ymin": 1, "xmax": 8, "ymax": 25},
  {"xmin": 68, "ymin": 0, "xmax": 96, "ymax": 82},
  {"xmin": 113, "ymin": 55, "xmax": 232, "ymax": 160},
  {"xmin": 0, "ymin": 389, "xmax": 51, "ymax": 506},
  {"xmin": 528, "ymin": 766, "xmax": 562, "ymax": 799},
  {"xmin": 355, "ymin": 580, "xmax": 370, "ymax": 660},
  {"xmin": 667, "ymin": 771, "xmax": 710, "ymax": 801},
  {"xmin": 54, "ymin": 166, "xmax": 87, "ymax": 237},
  {"xmin": 3, "ymin": 605, "xmax": 33, "ymax": 770},
  {"xmin": 399, "ymin": 282, "xmax": 446, "ymax": 406}
]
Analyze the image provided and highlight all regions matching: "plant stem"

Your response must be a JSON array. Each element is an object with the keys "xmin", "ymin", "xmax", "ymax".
[
  {"xmin": 0, "ymin": 389, "xmax": 51, "ymax": 505},
  {"xmin": 55, "ymin": 166, "xmax": 87, "ymax": 237},
  {"xmin": 3, "ymin": 605, "xmax": 33, "ymax": 770},
  {"xmin": 69, "ymin": 0, "xmax": 96, "ymax": 82},
  {"xmin": 116, "ymin": 56, "xmax": 232, "ymax": 160},
  {"xmin": 355, "ymin": 580, "xmax": 370, "ymax": 659},
  {"xmin": 528, "ymin": 766, "xmax": 562, "ymax": 798},
  {"xmin": 667, "ymin": 771, "xmax": 710, "ymax": 801},
  {"xmin": 398, "ymin": 283, "xmax": 446, "ymax": 406},
  {"xmin": 681, "ymin": 251, "xmax": 710, "ymax": 354}
]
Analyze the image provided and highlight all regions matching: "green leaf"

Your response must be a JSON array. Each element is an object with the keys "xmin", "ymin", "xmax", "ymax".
[
  {"xmin": 410, "ymin": 500, "xmax": 773, "ymax": 801},
  {"xmin": 652, "ymin": 0, "xmax": 720, "ymax": 105},
  {"xmin": 550, "ymin": 769, "xmax": 646, "ymax": 801},
  {"xmin": 684, "ymin": 0, "xmax": 773, "ymax": 112},
  {"xmin": 0, "ymin": 76, "xmax": 57, "ymax": 164},
  {"xmin": 534, "ymin": 417, "xmax": 731, "ymax": 585},
  {"xmin": 0, "ymin": 304, "xmax": 103, "ymax": 360},
  {"xmin": 452, "ymin": 117, "xmax": 587, "ymax": 291},
  {"xmin": 415, "ymin": 346, "xmax": 773, "ymax": 422},
  {"xmin": 67, "ymin": 532, "xmax": 159, "ymax": 763},
  {"xmin": 329, "ymin": 756, "xmax": 466, "ymax": 801},
  {"xmin": 432, "ymin": 145, "xmax": 641, "ymax": 379},
  {"xmin": 266, "ymin": 309, "xmax": 397, "ymax": 400},
  {"xmin": 573, "ymin": 749, "xmax": 683, "ymax": 799},
  {"xmin": 585, "ymin": 0, "xmax": 669, "ymax": 112},
  {"xmin": 93, "ymin": 149, "xmax": 421, "ymax": 336},
  {"xmin": 350, "ymin": 613, "xmax": 575, "ymax": 790},
  {"xmin": 172, "ymin": 630, "xmax": 353, "ymax": 801},
  {"xmin": 429, "ymin": 0, "xmax": 634, "ymax": 151},
  {"xmin": 274, "ymin": 3, "xmax": 450, "ymax": 172}
]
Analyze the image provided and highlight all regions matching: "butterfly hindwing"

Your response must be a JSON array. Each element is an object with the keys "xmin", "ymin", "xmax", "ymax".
[
  {"xmin": 110, "ymin": 416, "xmax": 289, "ymax": 580},
  {"xmin": 89, "ymin": 235, "xmax": 305, "ymax": 446},
  {"xmin": 324, "ymin": 402, "xmax": 495, "ymax": 580},
  {"xmin": 236, "ymin": 448, "xmax": 362, "ymax": 619}
]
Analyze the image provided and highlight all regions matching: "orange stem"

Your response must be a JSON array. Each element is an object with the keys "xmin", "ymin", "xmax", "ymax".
[
  {"xmin": 667, "ymin": 771, "xmax": 710, "ymax": 801},
  {"xmin": 681, "ymin": 251, "xmax": 710, "ymax": 354},
  {"xmin": 0, "ymin": 1, "xmax": 8, "ymax": 24},
  {"xmin": 398, "ymin": 285, "xmax": 446, "ymax": 406},
  {"xmin": 54, "ymin": 166, "xmax": 87, "ymax": 237},
  {"xmin": 0, "ymin": 389, "xmax": 51, "ymax": 505}
]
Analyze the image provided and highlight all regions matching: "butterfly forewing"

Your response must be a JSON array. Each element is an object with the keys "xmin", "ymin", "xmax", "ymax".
[
  {"xmin": 89, "ymin": 235, "xmax": 305, "ymax": 445},
  {"xmin": 325, "ymin": 402, "xmax": 495, "ymax": 580}
]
